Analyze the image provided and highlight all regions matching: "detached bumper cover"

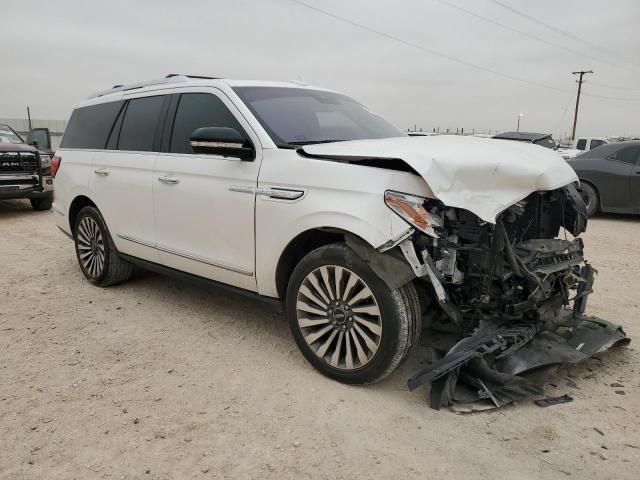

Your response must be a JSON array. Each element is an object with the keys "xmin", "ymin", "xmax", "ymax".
[{"xmin": 408, "ymin": 315, "xmax": 629, "ymax": 411}]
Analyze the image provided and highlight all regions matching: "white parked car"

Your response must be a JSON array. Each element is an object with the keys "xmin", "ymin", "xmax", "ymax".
[
  {"xmin": 53, "ymin": 75, "xmax": 602, "ymax": 389},
  {"xmin": 557, "ymin": 136, "xmax": 610, "ymax": 159}
]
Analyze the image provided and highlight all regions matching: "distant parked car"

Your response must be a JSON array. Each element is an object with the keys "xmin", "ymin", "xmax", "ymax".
[
  {"xmin": 567, "ymin": 141, "xmax": 640, "ymax": 216},
  {"xmin": 557, "ymin": 136, "xmax": 611, "ymax": 160},
  {"xmin": 492, "ymin": 131, "xmax": 557, "ymax": 149}
]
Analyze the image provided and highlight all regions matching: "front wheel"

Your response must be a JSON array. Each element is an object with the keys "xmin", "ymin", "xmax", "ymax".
[{"xmin": 286, "ymin": 243, "xmax": 421, "ymax": 384}]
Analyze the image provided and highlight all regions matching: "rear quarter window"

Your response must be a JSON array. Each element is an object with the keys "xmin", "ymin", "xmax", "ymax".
[
  {"xmin": 61, "ymin": 101, "xmax": 125, "ymax": 149},
  {"xmin": 611, "ymin": 146, "xmax": 640, "ymax": 165}
]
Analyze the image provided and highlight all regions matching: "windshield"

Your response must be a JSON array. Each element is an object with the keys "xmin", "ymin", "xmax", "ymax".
[
  {"xmin": 534, "ymin": 136, "xmax": 557, "ymax": 149},
  {"xmin": 232, "ymin": 87, "xmax": 405, "ymax": 146},
  {"xmin": 0, "ymin": 124, "xmax": 24, "ymax": 144}
]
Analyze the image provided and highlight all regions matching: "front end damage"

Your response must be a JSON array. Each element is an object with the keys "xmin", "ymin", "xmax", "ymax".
[{"xmin": 387, "ymin": 184, "xmax": 629, "ymax": 411}]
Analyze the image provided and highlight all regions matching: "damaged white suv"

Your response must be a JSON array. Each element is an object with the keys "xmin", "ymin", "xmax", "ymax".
[{"xmin": 54, "ymin": 75, "xmax": 627, "ymax": 400}]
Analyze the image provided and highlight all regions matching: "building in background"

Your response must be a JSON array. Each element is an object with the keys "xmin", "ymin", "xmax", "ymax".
[{"xmin": 0, "ymin": 118, "xmax": 67, "ymax": 151}]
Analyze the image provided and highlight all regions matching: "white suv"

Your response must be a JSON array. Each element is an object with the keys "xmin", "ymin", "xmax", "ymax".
[{"xmin": 53, "ymin": 74, "xmax": 593, "ymax": 386}]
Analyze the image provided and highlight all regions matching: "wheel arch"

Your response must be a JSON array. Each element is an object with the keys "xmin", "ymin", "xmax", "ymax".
[
  {"xmin": 68, "ymin": 195, "xmax": 98, "ymax": 233},
  {"xmin": 274, "ymin": 227, "xmax": 372, "ymax": 299},
  {"xmin": 578, "ymin": 177, "xmax": 601, "ymax": 210}
]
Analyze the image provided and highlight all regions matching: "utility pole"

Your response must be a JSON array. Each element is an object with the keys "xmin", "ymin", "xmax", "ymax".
[
  {"xmin": 571, "ymin": 70, "xmax": 593, "ymax": 140},
  {"xmin": 26, "ymin": 106, "xmax": 32, "ymax": 131}
]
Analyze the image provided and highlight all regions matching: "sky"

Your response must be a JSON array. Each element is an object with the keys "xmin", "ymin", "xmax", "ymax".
[{"xmin": 3, "ymin": 0, "xmax": 639, "ymax": 138}]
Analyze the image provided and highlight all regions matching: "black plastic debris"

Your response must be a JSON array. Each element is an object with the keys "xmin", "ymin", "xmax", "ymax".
[
  {"xmin": 535, "ymin": 394, "xmax": 573, "ymax": 407},
  {"xmin": 408, "ymin": 313, "xmax": 629, "ymax": 411}
]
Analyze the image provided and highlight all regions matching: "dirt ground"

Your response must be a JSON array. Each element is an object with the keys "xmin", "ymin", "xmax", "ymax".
[{"xmin": 0, "ymin": 199, "xmax": 638, "ymax": 480}]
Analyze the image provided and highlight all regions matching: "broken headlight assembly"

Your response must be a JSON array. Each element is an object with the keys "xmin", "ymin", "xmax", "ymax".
[{"xmin": 384, "ymin": 190, "xmax": 442, "ymax": 237}]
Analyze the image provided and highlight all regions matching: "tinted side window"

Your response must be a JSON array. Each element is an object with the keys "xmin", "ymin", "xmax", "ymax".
[
  {"xmin": 590, "ymin": 139, "xmax": 605, "ymax": 149},
  {"xmin": 534, "ymin": 137, "xmax": 556, "ymax": 149},
  {"xmin": 612, "ymin": 147, "xmax": 640, "ymax": 164},
  {"xmin": 170, "ymin": 93, "xmax": 246, "ymax": 154},
  {"xmin": 118, "ymin": 96, "xmax": 165, "ymax": 152},
  {"xmin": 61, "ymin": 101, "xmax": 124, "ymax": 149},
  {"xmin": 576, "ymin": 139, "xmax": 587, "ymax": 150}
]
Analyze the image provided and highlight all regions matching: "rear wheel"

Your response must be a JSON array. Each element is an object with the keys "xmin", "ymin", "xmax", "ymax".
[
  {"xmin": 30, "ymin": 197, "xmax": 52, "ymax": 211},
  {"xmin": 74, "ymin": 206, "xmax": 133, "ymax": 287},
  {"xmin": 578, "ymin": 182, "xmax": 599, "ymax": 217},
  {"xmin": 286, "ymin": 243, "xmax": 421, "ymax": 384}
]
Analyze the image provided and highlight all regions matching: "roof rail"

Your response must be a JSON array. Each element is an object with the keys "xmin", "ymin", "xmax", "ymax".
[
  {"xmin": 88, "ymin": 74, "xmax": 220, "ymax": 99},
  {"xmin": 166, "ymin": 73, "xmax": 220, "ymax": 80}
]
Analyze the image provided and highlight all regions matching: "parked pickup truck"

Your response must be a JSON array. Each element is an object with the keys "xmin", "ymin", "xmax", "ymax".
[
  {"xmin": 557, "ymin": 137, "xmax": 610, "ymax": 160},
  {"xmin": 0, "ymin": 123, "xmax": 54, "ymax": 210}
]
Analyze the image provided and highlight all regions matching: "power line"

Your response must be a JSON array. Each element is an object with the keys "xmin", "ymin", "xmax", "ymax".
[
  {"xmin": 287, "ymin": 0, "xmax": 567, "ymax": 93},
  {"xmin": 487, "ymin": 0, "xmax": 640, "ymax": 70},
  {"xmin": 554, "ymin": 93, "xmax": 575, "ymax": 134},
  {"xmin": 285, "ymin": 0, "xmax": 640, "ymax": 102},
  {"xmin": 434, "ymin": 0, "xmax": 630, "ymax": 72},
  {"xmin": 588, "ymin": 81, "xmax": 640, "ymax": 91}
]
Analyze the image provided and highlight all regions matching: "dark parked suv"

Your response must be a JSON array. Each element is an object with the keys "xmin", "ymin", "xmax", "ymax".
[
  {"xmin": 492, "ymin": 131, "xmax": 557, "ymax": 149},
  {"xmin": 0, "ymin": 123, "xmax": 54, "ymax": 210}
]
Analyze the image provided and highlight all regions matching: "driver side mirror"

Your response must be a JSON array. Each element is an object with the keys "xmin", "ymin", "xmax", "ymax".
[{"xmin": 189, "ymin": 127, "xmax": 255, "ymax": 161}]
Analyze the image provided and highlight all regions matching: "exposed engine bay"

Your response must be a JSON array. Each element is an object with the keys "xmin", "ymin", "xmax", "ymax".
[{"xmin": 391, "ymin": 184, "xmax": 629, "ymax": 411}]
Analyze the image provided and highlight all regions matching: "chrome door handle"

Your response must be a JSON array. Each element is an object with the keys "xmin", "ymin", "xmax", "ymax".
[
  {"xmin": 158, "ymin": 175, "xmax": 180, "ymax": 184},
  {"xmin": 94, "ymin": 168, "xmax": 110, "ymax": 176}
]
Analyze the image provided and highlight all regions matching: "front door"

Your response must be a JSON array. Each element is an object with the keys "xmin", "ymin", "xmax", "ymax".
[{"xmin": 153, "ymin": 90, "xmax": 261, "ymax": 291}]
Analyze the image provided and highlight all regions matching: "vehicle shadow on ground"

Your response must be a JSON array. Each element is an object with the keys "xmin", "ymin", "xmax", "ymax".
[
  {"xmin": 591, "ymin": 212, "xmax": 640, "ymax": 223},
  {"xmin": 121, "ymin": 267, "xmax": 427, "ymax": 393},
  {"xmin": 0, "ymin": 199, "xmax": 47, "ymax": 219}
]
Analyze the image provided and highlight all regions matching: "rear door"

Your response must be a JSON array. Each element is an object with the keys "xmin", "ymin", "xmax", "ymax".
[
  {"xmin": 153, "ymin": 89, "xmax": 261, "ymax": 291},
  {"xmin": 90, "ymin": 95, "xmax": 169, "ymax": 262},
  {"xmin": 598, "ymin": 146, "xmax": 638, "ymax": 210}
]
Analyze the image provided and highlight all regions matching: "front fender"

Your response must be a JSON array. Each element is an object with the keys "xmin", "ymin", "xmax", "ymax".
[{"xmin": 255, "ymin": 204, "xmax": 412, "ymax": 297}]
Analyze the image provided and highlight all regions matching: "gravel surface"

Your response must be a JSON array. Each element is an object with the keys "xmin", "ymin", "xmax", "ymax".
[{"xmin": 1, "ymin": 199, "xmax": 638, "ymax": 479}]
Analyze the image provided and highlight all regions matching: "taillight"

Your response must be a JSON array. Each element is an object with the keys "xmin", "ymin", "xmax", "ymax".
[{"xmin": 51, "ymin": 155, "xmax": 62, "ymax": 178}]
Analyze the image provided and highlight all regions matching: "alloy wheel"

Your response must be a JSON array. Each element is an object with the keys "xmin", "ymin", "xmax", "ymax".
[
  {"xmin": 295, "ymin": 265, "xmax": 382, "ymax": 370},
  {"xmin": 76, "ymin": 216, "xmax": 105, "ymax": 279}
]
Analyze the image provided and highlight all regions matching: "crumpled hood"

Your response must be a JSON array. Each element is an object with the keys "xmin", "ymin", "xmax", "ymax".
[{"xmin": 301, "ymin": 135, "xmax": 578, "ymax": 223}]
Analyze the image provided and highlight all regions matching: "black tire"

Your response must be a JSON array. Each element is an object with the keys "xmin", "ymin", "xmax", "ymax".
[
  {"xmin": 578, "ymin": 182, "xmax": 599, "ymax": 217},
  {"xmin": 73, "ymin": 206, "xmax": 133, "ymax": 287},
  {"xmin": 30, "ymin": 197, "xmax": 52, "ymax": 211},
  {"xmin": 286, "ymin": 242, "xmax": 421, "ymax": 384}
]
